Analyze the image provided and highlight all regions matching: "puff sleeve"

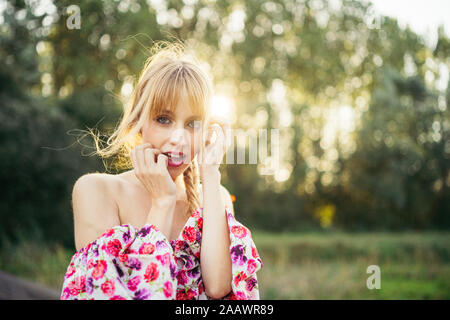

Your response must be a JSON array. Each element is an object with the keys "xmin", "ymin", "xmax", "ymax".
[
  {"xmin": 219, "ymin": 207, "xmax": 263, "ymax": 300},
  {"xmin": 61, "ymin": 223, "xmax": 178, "ymax": 300}
]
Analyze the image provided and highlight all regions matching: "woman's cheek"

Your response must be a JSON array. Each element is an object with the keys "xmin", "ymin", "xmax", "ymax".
[{"xmin": 191, "ymin": 133, "xmax": 202, "ymax": 155}]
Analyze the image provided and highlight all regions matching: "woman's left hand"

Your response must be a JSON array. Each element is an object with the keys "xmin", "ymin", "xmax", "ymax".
[{"xmin": 198, "ymin": 121, "xmax": 230, "ymax": 181}]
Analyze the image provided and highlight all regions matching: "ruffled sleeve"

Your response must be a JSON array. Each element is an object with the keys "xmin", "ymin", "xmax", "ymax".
[
  {"xmin": 61, "ymin": 223, "xmax": 178, "ymax": 300},
  {"xmin": 219, "ymin": 206, "xmax": 263, "ymax": 300}
]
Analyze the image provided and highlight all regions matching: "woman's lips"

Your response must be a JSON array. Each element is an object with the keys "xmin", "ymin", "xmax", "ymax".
[{"xmin": 163, "ymin": 152, "xmax": 186, "ymax": 167}]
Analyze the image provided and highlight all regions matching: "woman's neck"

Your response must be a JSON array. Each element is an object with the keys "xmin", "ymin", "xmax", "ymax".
[{"xmin": 174, "ymin": 174, "xmax": 187, "ymax": 202}]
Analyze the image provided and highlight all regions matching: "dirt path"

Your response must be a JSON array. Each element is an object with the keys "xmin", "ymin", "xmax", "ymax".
[{"xmin": 0, "ymin": 270, "xmax": 60, "ymax": 300}]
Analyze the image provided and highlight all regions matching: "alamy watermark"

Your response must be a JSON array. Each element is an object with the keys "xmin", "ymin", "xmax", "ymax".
[
  {"xmin": 66, "ymin": 5, "xmax": 81, "ymax": 30},
  {"xmin": 158, "ymin": 123, "xmax": 280, "ymax": 175},
  {"xmin": 366, "ymin": 265, "xmax": 381, "ymax": 289}
]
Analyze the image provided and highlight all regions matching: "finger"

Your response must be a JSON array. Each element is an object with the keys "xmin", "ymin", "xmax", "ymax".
[
  {"xmin": 139, "ymin": 142, "xmax": 153, "ymax": 150},
  {"xmin": 209, "ymin": 116, "xmax": 230, "ymax": 129},
  {"xmin": 213, "ymin": 124, "xmax": 226, "ymax": 143},
  {"xmin": 136, "ymin": 144, "xmax": 147, "ymax": 172},
  {"xmin": 205, "ymin": 126, "xmax": 217, "ymax": 147},
  {"xmin": 144, "ymin": 148, "xmax": 156, "ymax": 167},
  {"xmin": 156, "ymin": 153, "xmax": 168, "ymax": 170},
  {"xmin": 140, "ymin": 142, "xmax": 152, "ymax": 147},
  {"xmin": 144, "ymin": 146, "xmax": 161, "ymax": 166},
  {"xmin": 208, "ymin": 124, "xmax": 224, "ymax": 147}
]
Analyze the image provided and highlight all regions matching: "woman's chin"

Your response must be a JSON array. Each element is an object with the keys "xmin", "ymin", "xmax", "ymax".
[{"xmin": 167, "ymin": 162, "xmax": 190, "ymax": 177}]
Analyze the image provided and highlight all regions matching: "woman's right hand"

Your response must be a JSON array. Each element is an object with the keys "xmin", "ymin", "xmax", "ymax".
[{"xmin": 130, "ymin": 143, "xmax": 177, "ymax": 204}]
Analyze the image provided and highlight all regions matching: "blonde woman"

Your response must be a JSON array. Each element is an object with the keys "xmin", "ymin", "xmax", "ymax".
[{"xmin": 60, "ymin": 41, "xmax": 263, "ymax": 300}]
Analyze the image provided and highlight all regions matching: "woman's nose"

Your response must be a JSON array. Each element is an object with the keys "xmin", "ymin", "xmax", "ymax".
[{"xmin": 169, "ymin": 127, "xmax": 189, "ymax": 146}]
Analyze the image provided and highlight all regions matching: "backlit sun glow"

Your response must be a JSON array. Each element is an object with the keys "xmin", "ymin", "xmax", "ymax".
[{"xmin": 210, "ymin": 95, "xmax": 235, "ymax": 124}]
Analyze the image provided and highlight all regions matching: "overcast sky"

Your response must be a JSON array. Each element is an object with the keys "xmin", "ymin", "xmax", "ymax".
[{"xmin": 369, "ymin": 0, "xmax": 450, "ymax": 48}]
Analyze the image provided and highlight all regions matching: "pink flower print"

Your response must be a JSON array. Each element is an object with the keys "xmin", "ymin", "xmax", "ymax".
[
  {"xmin": 66, "ymin": 265, "xmax": 76, "ymax": 278},
  {"xmin": 127, "ymin": 275, "xmax": 141, "ymax": 291},
  {"xmin": 231, "ymin": 225, "xmax": 247, "ymax": 239},
  {"xmin": 177, "ymin": 270, "xmax": 188, "ymax": 286},
  {"xmin": 176, "ymin": 290, "xmax": 187, "ymax": 300},
  {"xmin": 101, "ymin": 279, "xmax": 115, "ymax": 297},
  {"xmin": 86, "ymin": 277, "xmax": 94, "ymax": 295},
  {"xmin": 173, "ymin": 240, "xmax": 185, "ymax": 251},
  {"xmin": 106, "ymin": 239, "xmax": 122, "ymax": 257},
  {"xmin": 92, "ymin": 260, "xmax": 107, "ymax": 280},
  {"xmin": 251, "ymin": 246, "xmax": 259, "ymax": 259},
  {"xmin": 125, "ymin": 257, "xmax": 142, "ymax": 271},
  {"xmin": 246, "ymin": 277, "xmax": 257, "ymax": 292},
  {"xmin": 185, "ymin": 288, "xmax": 196, "ymax": 300},
  {"xmin": 156, "ymin": 252, "xmax": 171, "ymax": 266},
  {"xmin": 144, "ymin": 262, "xmax": 159, "ymax": 283},
  {"xmin": 67, "ymin": 275, "xmax": 86, "ymax": 296},
  {"xmin": 230, "ymin": 244, "xmax": 247, "ymax": 266},
  {"xmin": 247, "ymin": 259, "xmax": 258, "ymax": 274},
  {"xmin": 134, "ymin": 289, "xmax": 151, "ymax": 300},
  {"xmin": 61, "ymin": 287, "xmax": 71, "ymax": 300},
  {"xmin": 228, "ymin": 290, "xmax": 247, "ymax": 300},
  {"xmin": 118, "ymin": 252, "xmax": 128, "ymax": 263},
  {"xmin": 192, "ymin": 209, "xmax": 200, "ymax": 219},
  {"xmin": 182, "ymin": 226, "xmax": 196, "ymax": 242},
  {"xmin": 139, "ymin": 242, "xmax": 155, "ymax": 255},
  {"xmin": 86, "ymin": 259, "xmax": 96, "ymax": 270},
  {"xmin": 197, "ymin": 217, "xmax": 203, "ymax": 231},
  {"xmin": 163, "ymin": 281, "xmax": 173, "ymax": 298},
  {"xmin": 101, "ymin": 229, "xmax": 115, "ymax": 238},
  {"xmin": 233, "ymin": 271, "xmax": 247, "ymax": 286}
]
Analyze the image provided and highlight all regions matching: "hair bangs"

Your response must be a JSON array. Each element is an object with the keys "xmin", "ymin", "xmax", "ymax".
[{"xmin": 149, "ymin": 64, "xmax": 208, "ymax": 121}]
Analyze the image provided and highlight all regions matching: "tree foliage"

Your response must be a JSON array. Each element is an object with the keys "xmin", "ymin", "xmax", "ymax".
[{"xmin": 0, "ymin": 0, "xmax": 449, "ymax": 248}]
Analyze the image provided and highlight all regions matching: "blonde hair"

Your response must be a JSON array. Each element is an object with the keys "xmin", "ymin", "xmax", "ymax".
[{"xmin": 89, "ymin": 40, "xmax": 213, "ymax": 218}]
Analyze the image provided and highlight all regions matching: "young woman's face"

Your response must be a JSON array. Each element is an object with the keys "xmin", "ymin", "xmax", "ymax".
[{"xmin": 140, "ymin": 93, "xmax": 204, "ymax": 180}]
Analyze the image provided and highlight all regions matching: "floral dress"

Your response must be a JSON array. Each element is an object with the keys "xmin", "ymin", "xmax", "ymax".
[{"xmin": 60, "ymin": 206, "xmax": 263, "ymax": 300}]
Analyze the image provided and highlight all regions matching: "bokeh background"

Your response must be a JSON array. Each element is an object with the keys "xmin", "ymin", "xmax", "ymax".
[{"xmin": 0, "ymin": 0, "xmax": 449, "ymax": 299}]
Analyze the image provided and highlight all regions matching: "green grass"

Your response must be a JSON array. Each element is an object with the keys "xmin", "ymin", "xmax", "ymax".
[
  {"xmin": 0, "ymin": 239, "xmax": 72, "ymax": 291},
  {"xmin": 252, "ymin": 231, "xmax": 450, "ymax": 299},
  {"xmin": 0, "ymin": 231, "xmax": 449, "ymax": 299}
]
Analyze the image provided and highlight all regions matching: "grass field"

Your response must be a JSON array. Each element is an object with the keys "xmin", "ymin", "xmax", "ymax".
[
  {"xmin": 253, "ymin": 231, "xmax": 450, "ymax": 299},
  {"xmin": 0, "ymin": 231, "xmax": 449, "ymax": 299}
]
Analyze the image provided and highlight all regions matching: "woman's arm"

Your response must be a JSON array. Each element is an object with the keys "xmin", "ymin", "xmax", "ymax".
[
  {"xmin": 72, "ymin": 174, "xmax": 121, "ymax": 251},
  {"xmin": 200, "ymin": 167, "xmax": 234, "ymax": 299}
]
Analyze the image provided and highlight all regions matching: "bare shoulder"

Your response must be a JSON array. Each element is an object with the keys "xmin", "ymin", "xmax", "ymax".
[
  {"xmin": 73, "ymin": 173, "xmax": 118, "ymax": 203},
  {"xmin": 72, "ymin": 173, "xmax": 120, "ymax": 251},
  {"xmin": 74, "ymin": 172, "xmax": 109, "ymax": 190}
]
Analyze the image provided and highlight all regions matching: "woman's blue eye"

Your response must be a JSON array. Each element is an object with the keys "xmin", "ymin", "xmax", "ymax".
[
  {"xmin": 189, "ymin": 121, "xmax": 202, "ymax": 129},
  {"xmin": 156, "ymin": 116, "xmax": 170, "ymax": 124},
  {"xmin": 156, "ymin": 116, "xmax": 201, "ymax": 128}
]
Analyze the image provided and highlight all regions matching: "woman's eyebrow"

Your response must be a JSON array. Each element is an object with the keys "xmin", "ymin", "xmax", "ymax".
[{"xmin": 162, "ymin": 110, "xmax": 201, "ymax": 120}]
